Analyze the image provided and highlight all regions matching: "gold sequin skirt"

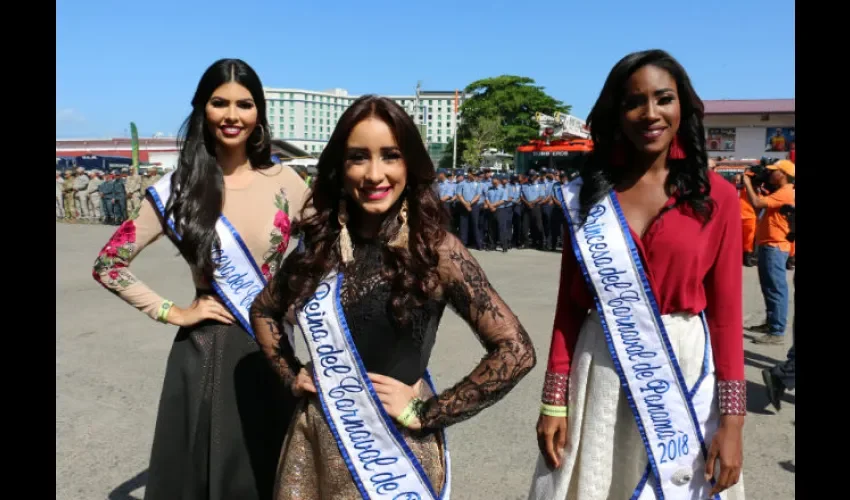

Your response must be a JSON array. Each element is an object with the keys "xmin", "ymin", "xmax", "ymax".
[{"xmin": 274, "ymin": 383, "xmax": 446, "ymax": 500}]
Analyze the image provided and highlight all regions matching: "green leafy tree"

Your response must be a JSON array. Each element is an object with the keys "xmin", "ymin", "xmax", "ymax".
[
  {"xmin": 459, "ymin": 75, "xmax": 570, "ymax": 153},
  {"xmin": 461, "ymin": 116, "xmax": 504, "ymax": 169}
]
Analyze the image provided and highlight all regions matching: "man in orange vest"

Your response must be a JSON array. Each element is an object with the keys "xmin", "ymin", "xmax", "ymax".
[{"xmin": 742, "ymin": 160, "xmax": 795, "ymax": 344}]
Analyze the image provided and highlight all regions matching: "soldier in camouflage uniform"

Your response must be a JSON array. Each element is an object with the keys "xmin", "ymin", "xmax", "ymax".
[
  {"xmin": 124, "ymin": 167, "xmax": 143, "ymax": 216},
  {"xmin": 56, "ymin": 170, "xmax": 65, "ymax": 219},
  {"xmin": 63, "ymin": 170, "xmax": 76, "ymax": 220},
  {"xmin": 86, "ymin": 170, "xmax": 104, "ymax": 222},
  {"xmin": 73, "ymin": 167, "xmax": 91, "ymax": 220},
  {"xmin": 141, "ymin": 168, "xmax": 159, "ymax": 192}
]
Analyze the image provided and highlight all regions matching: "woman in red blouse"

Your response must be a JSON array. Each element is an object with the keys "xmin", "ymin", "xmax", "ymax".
[{"xmin": 528, "ymin": 50, "xmax": 746, "ymax": 499}]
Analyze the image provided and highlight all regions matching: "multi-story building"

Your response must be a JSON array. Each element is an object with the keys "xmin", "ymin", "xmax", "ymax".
[
  {"xmin": 263, "ymin": 87, "xmax": 465, "ymax": 163},
  {"xmin": 703, "ymin": 99, "xmax": 794, "ymax": 160}
]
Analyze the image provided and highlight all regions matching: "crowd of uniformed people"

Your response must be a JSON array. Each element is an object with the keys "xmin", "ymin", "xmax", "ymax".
[
  {"xmin": 55, "ymin": 159, "xmax": 609, "ymax": 259},
  {"xmin": 56, "ymin": 167, "xmax": 163, "ymax": 224},
  {"xmin": 435, "ymin": 166, "xmax": 578, "ymax": 252}
]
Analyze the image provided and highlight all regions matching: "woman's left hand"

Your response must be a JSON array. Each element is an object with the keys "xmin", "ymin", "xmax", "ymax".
[
  {"xmin": 368, "ymin": 373, "xmax": 423, "ymax": 430},
  {"xmin": 705, "ymin": 415, "xmax": 744, "ymax": 496}
]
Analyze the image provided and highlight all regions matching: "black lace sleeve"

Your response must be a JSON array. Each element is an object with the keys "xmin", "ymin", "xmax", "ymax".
[
  {"xmin": 418, "ymin": 234, "xmax": 537, "ymax": 429},
  {"xmin": 249, "ymin": 273, "xmax": 303, "ymax": 390}
]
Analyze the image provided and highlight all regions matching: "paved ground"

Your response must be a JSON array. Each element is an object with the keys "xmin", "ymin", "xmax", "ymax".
[{"xmin": 56, "ymin": 222, "xmax": 795, "ymax": 500}]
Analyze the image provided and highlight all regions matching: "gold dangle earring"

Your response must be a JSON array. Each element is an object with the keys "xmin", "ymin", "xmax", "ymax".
[
  {"xmin": 388, "ymin": 199, "xmax": 409, "ymax": 250},
  {"xmin": 337, "ymin": 198, "xmax": 354, "ymax": 265}
]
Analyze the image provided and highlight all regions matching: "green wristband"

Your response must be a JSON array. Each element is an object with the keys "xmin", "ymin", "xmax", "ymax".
[
  {"xmin": 157, "ymin": 300, "xmax": 174, "ymax": 323},
  {"xmin": 398, "ymin": 398, "xmax": 424, "ymax": 427},
  {"xmin": 540, "ymin": 403, "xmax": 569, "ymax": 417}
]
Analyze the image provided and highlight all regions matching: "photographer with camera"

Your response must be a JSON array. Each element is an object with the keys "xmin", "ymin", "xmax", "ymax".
[
  {"xmin": 762, "ymin": 203, "xmax": 795, "ymax": 410},
  {"xmin": 735, "ymin": 172, "xmax": 759, "ymax": 266},
  {"xmin": 742, "ymin": 159, "xmax": 795, "ymax": 344}
]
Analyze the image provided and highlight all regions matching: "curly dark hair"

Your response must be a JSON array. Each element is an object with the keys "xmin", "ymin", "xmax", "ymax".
[
  {"xmin": 578, "ymin": 49, "xmax": 714, "ymax": 226},
  {"xmin": 276, "ymin": 95, "xmax": 449, "ymax": 324},
  {"xmin": 166, "ymin": 58, "xmax": 274, "ymax": 279}
]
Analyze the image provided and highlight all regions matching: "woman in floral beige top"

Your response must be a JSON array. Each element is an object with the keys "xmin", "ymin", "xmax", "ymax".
[{"xmin": 92, "ymin": 59, "xmax": 309, "ymax": 500}]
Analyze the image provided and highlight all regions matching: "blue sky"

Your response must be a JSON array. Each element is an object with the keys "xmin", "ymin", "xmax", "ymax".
[{"xmin": 56, "ymin": 0, "xmax": 795, "ymax": 138}]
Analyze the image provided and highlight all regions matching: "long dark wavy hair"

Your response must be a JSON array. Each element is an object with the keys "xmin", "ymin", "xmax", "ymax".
[
  {"xmin": 164, "ymin": 58, "xmax": 273, "ymax": 278},
  {"xmin": 277, "ymin": 95, "xmax": 449, "ymax": 324},
  {"xmin": 578, "ymin": 49, "xmax": 714, "ymax": 225}
]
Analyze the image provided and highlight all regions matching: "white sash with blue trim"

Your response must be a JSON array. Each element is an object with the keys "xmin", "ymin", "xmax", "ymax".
[
  {"xmin": 553, "ymin": 178, "xmax": 720, "ymax": 500},
  {"xmin": 146, "ymin": 172, "xmax": 267, "ymax": 338},
  {"xmin": 294, "ymin": 273, "xmax": 451, "ymax": 500}
]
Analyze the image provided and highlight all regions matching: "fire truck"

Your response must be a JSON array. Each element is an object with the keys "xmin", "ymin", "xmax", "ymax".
[{"xmin": 514, "ymin": 112, "xmax": 592, "ymax": 176}]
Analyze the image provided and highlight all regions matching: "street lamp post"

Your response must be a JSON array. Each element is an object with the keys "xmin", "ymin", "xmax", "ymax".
[{"xmin": 452, "ymin": 89, "xmax": 459, "ymax": 171}]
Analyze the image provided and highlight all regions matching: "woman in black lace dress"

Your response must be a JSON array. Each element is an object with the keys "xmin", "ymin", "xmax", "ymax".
[{"xmin": 250, "ymin": 95, "xmax": 536, "ymax": 499}]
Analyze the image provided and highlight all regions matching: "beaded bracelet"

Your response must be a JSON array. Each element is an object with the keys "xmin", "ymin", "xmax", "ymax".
[
  {"xmin": 157, "ymin": 300, "xmax": 175, "ymax": 324},
  {"xmin": 540, "ymin": 403, "xmax": 569, "ymax": 418}
]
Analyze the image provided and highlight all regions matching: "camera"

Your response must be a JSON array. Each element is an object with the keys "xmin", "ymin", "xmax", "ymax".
[{"xmin": 746, "ymin": 157, "xmax": 780, "ymax": 190}]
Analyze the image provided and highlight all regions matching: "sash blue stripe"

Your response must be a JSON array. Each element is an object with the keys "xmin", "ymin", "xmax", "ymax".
[
  {"xmin": 209, "ymin": 280, "xmax": 254, "ymax": 336},
  {"xmin": 332, "ymin": 273, "xmax": 443, "ymax": 499},
  {"xmin": 631, "ymin": 466, "xmax": 651, "ymax": 500},
  {"xmin": 689, "ymin": 313, "xmax": 712, "ymax": 400},
  {"xmin": 146, "ymin": 186, "xmax": 179, "ymax": 240},
  {"xmin": 219, "ymin": 215, "xmax": 267, "ymax": 283}
]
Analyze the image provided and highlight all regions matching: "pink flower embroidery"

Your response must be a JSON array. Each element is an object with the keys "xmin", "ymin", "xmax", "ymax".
[
  {"xmin": 274, "ymin": 210, "xmax": 292, "ymax": 254},
  {"xmin": 262, "ymin": 192, "xmax": 293, "ymax": 280},
  {"xmin": 98, "ymin": 220, "xmax": 137, "ymax": 258},
  {"xmin": 274, "ymin": 210, "xmax": 291, "ymax": 232},
  {"xmin": 112, "ymin": 220, "xmax": 137, "ymax": 246},
  {"xmin": 93, "ymin": 220, "xmax": 139, "ymax": 290}
]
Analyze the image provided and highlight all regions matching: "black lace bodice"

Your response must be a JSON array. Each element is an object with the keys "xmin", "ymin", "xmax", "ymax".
[
  {"xmin": 250, "ymin": 233, "xmax": 536, "ymax": 429},
  {"xmin": 339, "ymin": 240, "xmax": 445, "ymax": 386}
]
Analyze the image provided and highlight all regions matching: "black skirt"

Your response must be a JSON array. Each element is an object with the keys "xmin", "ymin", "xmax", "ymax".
[{"xmin": 144, "ymin": 319, "xmax": 295, "ymax": 500}]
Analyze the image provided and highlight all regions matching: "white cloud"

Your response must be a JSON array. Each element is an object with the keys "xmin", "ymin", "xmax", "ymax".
[{"xmin": 56, "ymin": 108, "xmax": 86, "ymax": 123}]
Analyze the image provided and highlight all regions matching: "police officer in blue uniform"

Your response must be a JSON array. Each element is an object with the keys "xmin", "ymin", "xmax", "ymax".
[
  {"xmin": 456, "ymin": 171, "xmax": 482, "ymax": 249},
  {"xmin": 550, "ymin": 170, "xmax": 568, "ymax": 250},
  {"xmin": 520, "ymin": 170, "xmax": 544, "ymax": 249},
  {"xmin": 470, "ymin": 171, "xmax": 487, "ymax": 247},
  {"xmin": 483, "ymin": 175, "xmax": 506, "ymax": 251},
  {"xmin": 508, "ymin": 174, "xmax": 522, "ymax": 248},
  {"xmin": 540, "ymin": 168, "xmax": 557, "ymax": 250},
  {"xmin": 451, "ymin": 169, "xmax": 465, "ymax": 235},
  {"xmin": 436, "ymin": 169, "xmax": 456, "ymax": 226}
]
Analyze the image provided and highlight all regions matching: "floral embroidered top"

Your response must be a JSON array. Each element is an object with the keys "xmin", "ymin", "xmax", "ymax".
[{"xmin": 92, "ymin": 164, "xmax": 309, "ymax": 321}]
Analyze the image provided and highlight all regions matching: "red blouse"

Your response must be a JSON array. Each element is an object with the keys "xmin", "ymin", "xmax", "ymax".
[{"xmin": 543, "ymin": 172, "xmax": 745, "ymax": 412}]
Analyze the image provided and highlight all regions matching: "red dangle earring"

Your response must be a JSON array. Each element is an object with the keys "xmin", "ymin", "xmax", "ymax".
[{"xmin": 668, "ymin": 134, "xmax": 686, "ymax": 160}]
